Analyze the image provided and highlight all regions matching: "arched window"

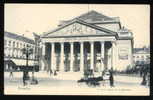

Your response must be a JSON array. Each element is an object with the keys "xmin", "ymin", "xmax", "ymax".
[
  {"xmin": 8, "ymin": 48, "xmax": 11, "ymax": 57},
  {"xmin": 13, "ymin": 41, "xmax": 15, "ymax": 47},
  {"xmin": 14, "ymin": 49, "xmax": 17, "ymax": 57},
  {"xmin": 8, "ymin": 41, "xmax": 11, "ymax": 46},
  {"xmin": 20, "ymin": 43, "xmax": 22, "ymax": 48},
  {"xmin": 5, "ymin": 48, "xmax": 8, "ymax": 57},
  {"xmin": 6, "ymin": 64, "xmax": 8, "ymax": 70}
]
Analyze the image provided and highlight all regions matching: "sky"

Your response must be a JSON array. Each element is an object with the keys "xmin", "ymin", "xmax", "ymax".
[{"xmin": 4, "ymin": 4, "xmax": 150, "ymax": 48}]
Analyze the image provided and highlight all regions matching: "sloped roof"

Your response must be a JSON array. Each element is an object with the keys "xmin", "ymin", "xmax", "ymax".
[
  {"xmin": 77, "ymin": 10, "xmax": 114, "ymax": 21},
  {"xmin": 42, "ymin": 18, "xmax": 117, "ymax": 38},
  {"xmin": 5, "ymin": 31, "xmax": 35, "ymax": 44},
  {"xmin": 59, "ymin": 10, "xmax": 116, "ymax": 26}
]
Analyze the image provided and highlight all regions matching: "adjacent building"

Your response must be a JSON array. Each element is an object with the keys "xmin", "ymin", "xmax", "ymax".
[
  {"xmin": 39, "ymin": 10, "xmax": 134, "ymax": 73},
  {"xmin": 4, "ymin": 31, "xmax": 36, "ymax": 71},
  {"xmin": 133, "ymin": 46, "xmax": 150, "ymax": 66}
]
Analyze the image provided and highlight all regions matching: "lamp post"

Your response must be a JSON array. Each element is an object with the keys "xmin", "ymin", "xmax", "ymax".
[
  {"xmin": 22, "ymin": 45, "xmax": 33, "ymax": 85},
  {"xmin": 33, "ymin": 32, "xmax": 41, "ymax": 74}
]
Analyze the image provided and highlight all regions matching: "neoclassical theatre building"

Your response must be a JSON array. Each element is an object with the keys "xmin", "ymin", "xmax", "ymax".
[{"xmin": 40, "ymin": 10, "xmax": 134, "ymax": 73}]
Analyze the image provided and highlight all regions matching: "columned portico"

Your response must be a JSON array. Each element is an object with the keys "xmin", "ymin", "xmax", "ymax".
[{"xmin": 47, "ymin": 40, "xmax": 116, "ymax": 73}]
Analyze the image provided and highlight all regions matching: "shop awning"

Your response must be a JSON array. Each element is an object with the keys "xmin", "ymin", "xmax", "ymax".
[
  {"xmin": 11, "ymin": 59, "xmax": 35, "ymax": 66},
  {"xmin": 4, "ymin": 60, "xmax": 16, "ymax": 66}
]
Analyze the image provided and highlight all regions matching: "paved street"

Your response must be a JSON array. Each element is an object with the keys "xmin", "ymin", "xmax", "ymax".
[{"xmin": 4, "ymin": 71, "xmax": 149, "ymax": 95}]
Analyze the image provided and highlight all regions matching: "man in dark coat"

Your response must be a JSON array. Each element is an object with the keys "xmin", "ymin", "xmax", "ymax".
[
  {"xmin": 23, "ymin": 71, "xmax": 27, "ymax": 86},
  {"xmin": 109, "ymin": 69, "xmax": 114, "ymax": 87},
  {"xmin": 23, "ymin": 70, "xmax": 30, "ymax": 86},
  {"xmin": 9, "ymin": 66, "xmax": 14, "ymax": 78},
  {"xmin": 141, "ymin": 69, "xmax": 147, "ymax": 85}
]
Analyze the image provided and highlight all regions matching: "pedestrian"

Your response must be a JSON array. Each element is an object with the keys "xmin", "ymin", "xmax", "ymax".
[
  {"xmin": 9, "ymin": 71, "xmax": 13, "ymax": 78},
  {"xmin": 23, "ymin": 71, "xmax": 27, "ymax": 86},
  {"xmin": 141, "ymin": 72, "xmax": 147, "ymax": 85},
  {"xmin": 89, "ymin": 69, "xmax": 94, "ymax": 78},
  {"xmin": 146, "ymin": 72, "xmax": 150, "ymax": 86},
  {"xmin": 54, "ymin": 70, "xmax": 57, "ymax": 76},
  {"xmin": 9, "ymin": 66, "xmax": 13, "ymax": 78},
  {"xmin": 49, "ymin": 69, "xmax": 52, "ymax": 75},
  {"xmin": 109, "ymin": 69, "xmax": 114, "ymax": 87},
  {"xmin": 101, "ymin": 70, "xmax": 106, "ymax": 86},
  {"xmin": 23, "ymin": 70, "xmax": 30, "ymax": 86}
]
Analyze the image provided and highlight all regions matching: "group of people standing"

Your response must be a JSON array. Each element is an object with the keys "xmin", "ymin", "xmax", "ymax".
[
  {"xmin": 141, "ymin": 71, "xmax": 150, "ymax": 86},
  {"xmin": 101, "ymin": 68, "xmax": 114, "ymax": 87},
  {"xmin": 83, "ymin": 68, "xmax": 115, "ymax": 87}
]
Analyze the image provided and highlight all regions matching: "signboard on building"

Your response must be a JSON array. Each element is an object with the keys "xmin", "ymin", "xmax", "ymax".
[{"xmin": 118, "ymin": 47, "xmax": 129, "ymax": 60}]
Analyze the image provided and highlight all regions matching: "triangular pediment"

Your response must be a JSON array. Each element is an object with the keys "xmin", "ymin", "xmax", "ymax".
[{"xmin": 43, "ymin": 19, "xmax": 116, "ymax": 37}]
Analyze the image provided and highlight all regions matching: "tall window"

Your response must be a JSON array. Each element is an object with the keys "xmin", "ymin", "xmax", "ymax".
[
  {"xmin": 12, "ymin": 41, "xmax": 15, "ymax": 57},
  {"xmin": 13, "ymin": 41, "xmax": 15, "ymax": 47},
  {"xmin": 20, "ymin": 43, "xmax": 22, "ymax": 48},
  {"xmin": 17, "ymin": 42, "xmax": 19, "ymax": 48},
  {"xmin": 8, "ymin": 41, "xmax": 11, "ymax": 47}
]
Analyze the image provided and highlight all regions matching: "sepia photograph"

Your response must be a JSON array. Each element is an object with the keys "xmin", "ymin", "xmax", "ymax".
[{"xmin": 4, "ymin": 4, "xmax": 150, "ymax": 95}]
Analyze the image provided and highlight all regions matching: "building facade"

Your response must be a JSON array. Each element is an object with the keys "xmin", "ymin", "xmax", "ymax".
[
  {"xmin": 133, "ymin": 46, "xmax": 150, "ymax": 66},
  {"xmin": 39, "ymin": 10, "xmax": 134, "ymax": 74},
  {"xmin": 4, "ymin": 31, "xmax": 36, "ymax": 71}
]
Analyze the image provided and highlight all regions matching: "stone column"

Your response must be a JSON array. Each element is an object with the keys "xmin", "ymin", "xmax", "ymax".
[
  {"xmin": 70, "ymin": 42, "xmax": 74, "ymax": 72},
  {"xmin": 108, "ymin": 46, "xmax": 112, "ymax": 70},
  {"xmin": 60, "ymin": 42, "xmax": 64, "ymax": 72},
  {"xmin": 41, "ymin": 43, "xmax": 46, "ymax": 71},
  {"xmin": 80, "ymin": 42, "xmax": 84, "ymax": 72},
  {"xmin": 100, "ymin": 41, "xmax": 105, "ymax": 72},
  {"xmin": 90, "ymin": 42, "xmax": 94, "ymax": 71},
  {"xmin": 42, "ymin": 43, "xmax": 45, "ymax": 56},
  {"xmin": 33, "ymin": 47, "xmax": 35, "ymax": 60},
  {"xmin": 130, "ymin": 43, "xmax": 133, "ymax": 68},
  {"xmin": 111, "ymin": 41, "xmax": 116, "ymax": 69},
  {"xmin": 51, "ymin": 43, "xmax": 55, "ymax": 71}
]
